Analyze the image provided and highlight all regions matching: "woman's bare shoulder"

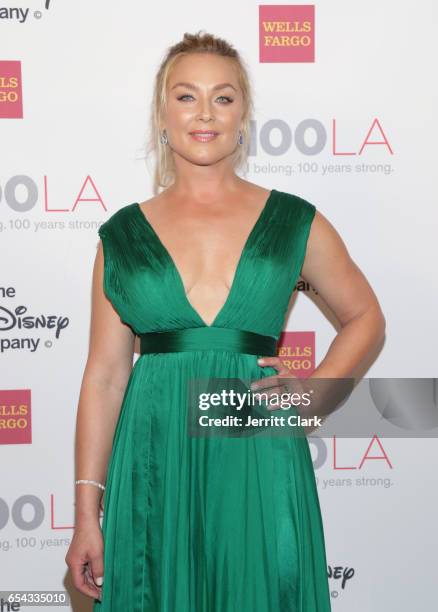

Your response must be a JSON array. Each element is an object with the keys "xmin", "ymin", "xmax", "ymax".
[
  {"xmin": 138, "ymin": 191, "xmax": 166, "ymax": 209},
  {"xmin": 235, "ymin": 180, "xmax": 272, "ymax": 204},
  {"xmin": 138, "ymin": 181, "xmax": 273, "ymax": 209}
]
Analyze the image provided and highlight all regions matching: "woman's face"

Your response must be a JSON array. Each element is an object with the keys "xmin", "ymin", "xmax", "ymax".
[{"xmin": 161, "ymin": 53, "xmax": 245, "ymax": 168}]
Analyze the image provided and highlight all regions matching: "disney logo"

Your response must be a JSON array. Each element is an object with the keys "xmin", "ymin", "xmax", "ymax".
[
  {"xmin": 328, "ymin": 565, "xmax": 355, "ymax": 589},
  {"xmin": 0, "ymin": 304, "xmax": 69, "ymax": 339}
]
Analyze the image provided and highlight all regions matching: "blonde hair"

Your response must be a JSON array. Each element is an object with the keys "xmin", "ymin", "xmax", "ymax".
[{"xmin": 145, "ymin": 30, "xmax": 254, "ymax": 193}]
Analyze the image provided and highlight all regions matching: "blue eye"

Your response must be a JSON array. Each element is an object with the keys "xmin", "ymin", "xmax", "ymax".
[{"xmin": 176, "ymin": 94, "xmax": 233, "ymax": 103}]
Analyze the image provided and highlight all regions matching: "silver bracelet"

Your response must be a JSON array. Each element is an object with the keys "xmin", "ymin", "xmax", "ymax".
[{"xmin": 75, "ymin": 479, "xmax": 106, "ymax": 491}]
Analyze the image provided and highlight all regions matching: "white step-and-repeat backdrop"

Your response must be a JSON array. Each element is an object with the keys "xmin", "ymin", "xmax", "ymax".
[{"xmin": 1, "ymin": 1, "xmax": 437, "ymax": 610}]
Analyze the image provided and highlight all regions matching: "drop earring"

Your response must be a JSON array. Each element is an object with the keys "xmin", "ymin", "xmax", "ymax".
[
  {"xmin": 238, "ymin": 130, "xmax": 243, "ymax": 145},
  {"xmin": 160, "ymin": 129, "xmax": 168, "ymax": 145}
]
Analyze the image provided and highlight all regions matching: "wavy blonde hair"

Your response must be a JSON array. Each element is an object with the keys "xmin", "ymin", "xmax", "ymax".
[{"xmin": 145, "ymin": 30, "xmax": 254, "ymax": 193}]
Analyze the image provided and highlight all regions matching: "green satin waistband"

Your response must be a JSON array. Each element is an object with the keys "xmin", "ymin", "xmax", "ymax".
[{"xmin": 139, "ymin": 327, "xmax": 278, "ymax": 356}]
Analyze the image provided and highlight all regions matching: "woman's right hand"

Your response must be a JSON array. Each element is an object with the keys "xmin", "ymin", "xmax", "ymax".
[{"xmin": 65, "ymin": 520, "xmax": 104, "ymax": 601}]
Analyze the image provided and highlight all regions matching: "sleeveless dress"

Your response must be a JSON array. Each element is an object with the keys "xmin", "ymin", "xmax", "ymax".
[{"xmin": 92, "ymin": 189, "xmax": 332, "ymax": 612}]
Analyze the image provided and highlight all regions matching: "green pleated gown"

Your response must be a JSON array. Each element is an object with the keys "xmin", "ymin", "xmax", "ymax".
[{"xmin": 93, "ymin": 189, "xmax": 331, "ymax": 611}]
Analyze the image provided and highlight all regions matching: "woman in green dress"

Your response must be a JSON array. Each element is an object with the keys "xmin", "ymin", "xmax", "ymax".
[{"xmin": 65, "ymin": 31, "xmax": 386, "ymax": 611}]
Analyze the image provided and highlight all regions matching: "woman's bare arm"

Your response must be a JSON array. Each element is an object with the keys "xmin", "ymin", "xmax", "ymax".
[
  {"xmin": 74, "ymin": 241, "xmax": 135, "ymax": 526},
  {"xmin": 301, "ymin": 210, "xmax": 386, "ymax": 379}
]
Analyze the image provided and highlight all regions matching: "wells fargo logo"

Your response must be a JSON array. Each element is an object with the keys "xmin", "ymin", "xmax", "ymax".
[
  {"xmin": 0, "ymin": 60, "xmax": 23, "ymax": 118},
  {"xmin": 259, "ymin": 4, "xmax": 315, "ymax": 63},
  {"xmin": 0, "ymin": 390, "xmax": 32, "ymax": 444},
  {"xmin": 277, "ymin": 331, "xmax": 315, "ymax": 377}
]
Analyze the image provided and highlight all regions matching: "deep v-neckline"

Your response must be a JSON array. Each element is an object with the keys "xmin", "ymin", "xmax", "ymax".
[{"xmin": 133, "ymin": 189, "xmax": 277, "ymax": 328}]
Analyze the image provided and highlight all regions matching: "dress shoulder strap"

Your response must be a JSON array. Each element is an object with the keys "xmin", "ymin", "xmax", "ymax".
[
  {"xmin": 277, "ymin": 191, "xmax": 316, "ymax": 225},
  {"xmin": 272, "ymin": 190, "xmax": 317, "ymax": 278},
  {"xmin": 97, "ymin": 204, "xmax": 139, "ymax": 264},
  {"xmin": 98, "ymin": 204, "xmax": 133, "ymax": 243},
  {"xmin": 97, "ymin": 204, "xmax": 137, "ymax": 306}
]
